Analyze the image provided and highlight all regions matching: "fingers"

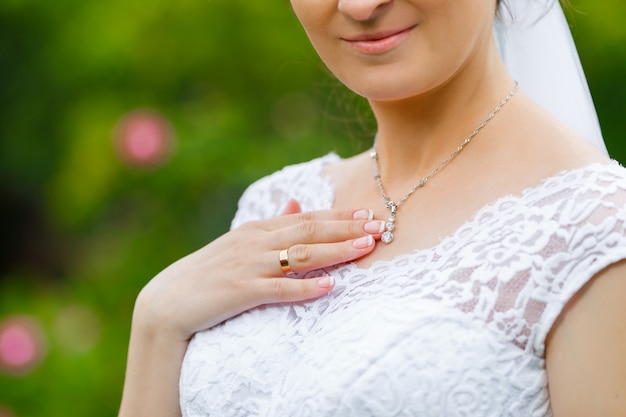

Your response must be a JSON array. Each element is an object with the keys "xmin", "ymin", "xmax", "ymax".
[
  {"xmin": 266, "ymin": 207, "xmax": 381, "ymax": 275},
  {"xmin": 263, "ymin": 215, "xmax": 382, "ymax": 275},
  {"xmin": 236, "ymin": 205, "xmax": 382, "ymax": 278},
  {"xmin": 242, "ymin": 207, "xmax": 374, "ymax": 233},
  {"xmin": 279, "ymin": 199, "xmax": 302, "ymax": 216},
  {"xmin": 271, "ymin": 216, "xmax": 385, "ymax": 249},
  {"xmin": 252, "ymin": 232, "xmax": 375, "ymax": 307},
  {"xmin": 284, "ymin": 235, "xmax": 375, "ymax": 273},
  {"xmin": 239, "ymin": 204, "xmax": 381, "ymax": 248},
  {"xmin": 259, "ymin": 275, "xmax": 337, "ymax": 305}
]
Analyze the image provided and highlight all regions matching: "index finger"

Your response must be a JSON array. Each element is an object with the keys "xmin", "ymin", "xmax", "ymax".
[{"xmin": 239, "ymin": 207, "xmax": 375, "ymax": 232}]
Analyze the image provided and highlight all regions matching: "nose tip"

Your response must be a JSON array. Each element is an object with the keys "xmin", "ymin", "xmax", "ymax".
[{"xmin": 338, "ymin": 0, "xmax": 392, "ymax": 22}]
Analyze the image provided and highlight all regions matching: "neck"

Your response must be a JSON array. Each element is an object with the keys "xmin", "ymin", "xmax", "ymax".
[{"xmin": 369, "ymin": 39, "xmax": 514, "ymax": 188}]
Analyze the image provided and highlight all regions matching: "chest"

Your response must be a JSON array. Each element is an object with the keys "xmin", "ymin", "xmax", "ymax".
[
  {"xmin": 181, "ymin": 256, "xmax": 551, "ymax": 417},
  {"xmin": 331, "ymin": 163, "xmax": 541, "ymax": 268}
]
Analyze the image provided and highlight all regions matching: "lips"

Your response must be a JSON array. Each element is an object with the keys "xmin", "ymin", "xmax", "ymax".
[{"xmin": 342, "ymin": 25, "xmax": 417, "ymax": 55}]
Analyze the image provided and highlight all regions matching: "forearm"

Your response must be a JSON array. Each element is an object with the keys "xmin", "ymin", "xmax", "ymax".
[{"xmin": 118, "ymin": 317, "xmax": 188, "ymax": 417}]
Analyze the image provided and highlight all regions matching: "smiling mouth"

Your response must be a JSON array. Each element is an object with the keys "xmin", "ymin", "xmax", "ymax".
[{"xmin": 342, "ymin": 25, "xmax": 417, "ymax": 55}]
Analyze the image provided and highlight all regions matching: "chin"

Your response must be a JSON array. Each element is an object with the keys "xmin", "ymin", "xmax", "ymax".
[{"xmin": 343, "ymin": 73, "xmax": 443, "ymax": 103}]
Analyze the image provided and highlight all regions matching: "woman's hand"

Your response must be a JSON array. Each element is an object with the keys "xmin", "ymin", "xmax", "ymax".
[
  {"xmin": 134, "ymin": 203, "xmax": 381, "ymax": 341},
  {"xmin": 118, "ymin": 202, "xmax": 383, "ymax": 417}
]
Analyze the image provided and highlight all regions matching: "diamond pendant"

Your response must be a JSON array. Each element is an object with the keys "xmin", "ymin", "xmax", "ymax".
[
  {"xmin": 381, "ymin": 230, "xmax": 394, "ymax": 244},
  {"xmin": 381, "ymin": 203, "xmax": 397, "ymax": 244}
]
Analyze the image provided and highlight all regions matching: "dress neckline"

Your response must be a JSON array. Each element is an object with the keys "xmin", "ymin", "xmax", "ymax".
[{"xmin": 315, "ymin": 153, "xmax": 620, "ymax": 273}]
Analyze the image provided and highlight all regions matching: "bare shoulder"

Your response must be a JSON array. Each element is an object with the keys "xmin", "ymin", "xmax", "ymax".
[
  {"xmin": 506, "ymin": 92, "xmax": 610, "ymax": 172},
  {"xmin": 323, "ymin": 150, "xmax": 372, "ymax": 189},
  {"xmin": 546, "ymin": 260, "xmax": 626, "ymax": 416},
  {"xmin": 324, "ymin": 150, "xmax": 370, "ymax": 175}
]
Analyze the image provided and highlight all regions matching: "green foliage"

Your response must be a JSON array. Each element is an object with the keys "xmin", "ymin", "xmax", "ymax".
[
  {"xmin": 569, "ymin": 0, "xmax": 626, "ymax": 161},
  {"xmin": 0, "ymin": 1, "xmax": 624, "ymax": 416}
]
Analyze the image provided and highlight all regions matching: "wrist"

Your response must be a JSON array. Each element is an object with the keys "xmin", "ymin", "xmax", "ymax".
[{"xmin": 131, "ymin": 286, "xmax": 189, "ymax": 343}]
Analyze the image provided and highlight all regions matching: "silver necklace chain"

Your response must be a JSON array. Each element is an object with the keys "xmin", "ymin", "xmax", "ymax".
[{"xmin": 371, "ymin": 83, "xmax": 519, "ymax": 244}]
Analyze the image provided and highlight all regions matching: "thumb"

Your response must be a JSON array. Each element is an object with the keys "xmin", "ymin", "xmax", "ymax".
[{"xmin": 280, "ymin": 199, "xmax": 302, "ymax": 216}]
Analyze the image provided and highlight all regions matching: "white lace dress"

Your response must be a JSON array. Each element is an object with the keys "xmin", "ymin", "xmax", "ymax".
[{"xmin": 180, "ymin": 153, "xmax": 626, "ymax": 417}]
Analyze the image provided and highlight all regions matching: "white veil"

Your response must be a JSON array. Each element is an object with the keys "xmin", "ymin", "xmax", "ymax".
[{"xmin": 494, "ymin": 0, "xmax": 608, "ymax": 154}]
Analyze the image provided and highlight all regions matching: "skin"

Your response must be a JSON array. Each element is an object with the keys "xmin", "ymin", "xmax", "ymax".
[
  {"xmin": 119, "ymin": 1, "xmax": 626, "ymax": 415},
  {"xmin": 546, "ymin": 261, "xmax": 626, "ymax": 416}
]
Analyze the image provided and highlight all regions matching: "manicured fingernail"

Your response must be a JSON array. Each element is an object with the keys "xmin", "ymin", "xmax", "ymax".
[
  {"xmin": 353, "ymin": 209, "xmax": 374, "ymax": 220},
  {"xmin": 317, "ymin": 276, "xmax": 335, "ymax": 288},
  {"xmin": 364, "ymin": 220, "xmax": 385, "ymax": 234},
  {"xmin": 352, "ymin": 235, "xmax": 374, "ymax": 249}
]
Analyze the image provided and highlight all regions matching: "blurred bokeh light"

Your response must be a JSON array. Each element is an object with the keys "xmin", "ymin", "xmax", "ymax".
[
  {"xmin": 54, "ymin": 304, "xmax": 101, "ymax": 354},
  {"xmin": 0, "ymin": 316, "xmax": 46, "ymax": 375},
  {"xmin": 0, "ymin": 406, "xmax": 16, "ymax": 417},
  {"xmin": 114, "ymin": 110, "xmax": 175, "ymax": 168}
]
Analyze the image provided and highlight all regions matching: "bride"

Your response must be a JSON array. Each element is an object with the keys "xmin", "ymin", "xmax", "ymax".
[{"xmin": 118, "ymin": 0, "xmax": 626, "ymax": 416}]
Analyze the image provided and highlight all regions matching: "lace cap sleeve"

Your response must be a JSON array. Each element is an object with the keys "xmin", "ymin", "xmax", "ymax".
[
  {"xmin": 531, "ymin": 162, "xmax": 626, "ymax": 355},
  {"xmin": 229, "ymin": 153, "xmax": 339, "ymax": 230}
]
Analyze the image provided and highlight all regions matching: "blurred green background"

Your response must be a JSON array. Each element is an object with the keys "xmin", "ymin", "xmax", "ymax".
[{"xmin": 0, "ymin": 1, "xmax": 624, "ymax": 416}]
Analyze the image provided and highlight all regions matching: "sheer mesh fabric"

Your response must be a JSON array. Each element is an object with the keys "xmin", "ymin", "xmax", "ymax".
[{"xmin": 180, "ymin": 154, "xmax": 626, "ymax": 417}]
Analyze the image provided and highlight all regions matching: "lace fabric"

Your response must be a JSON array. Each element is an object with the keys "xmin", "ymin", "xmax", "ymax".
[{"xmin": 180, "ymin": 154, "xmax": 626, "ymax": 417}]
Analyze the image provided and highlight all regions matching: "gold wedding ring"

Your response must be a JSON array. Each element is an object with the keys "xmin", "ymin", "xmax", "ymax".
[{"xmin": 279, "ymin": 249, "xmax": 295, "ymax": 275}]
